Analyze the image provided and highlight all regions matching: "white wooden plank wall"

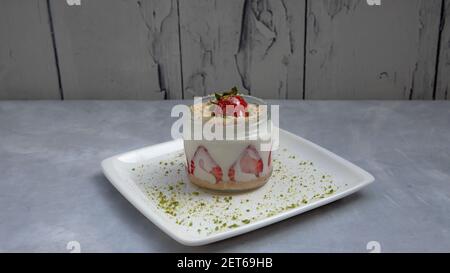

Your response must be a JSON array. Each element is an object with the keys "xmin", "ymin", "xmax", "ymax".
[
  {"xmin": 179, "ymin": 0, "xmax": 305, "ymax": 99},
  {"xmin": 49, "ymin": 0, "xmax": 182, "ymax": 99},
  {"xmin": 0, "ymin": 0, "xmax": 448, "ymax": 100},
  {"xmin": 0, "ymin": 0, "xmax": 61, "ymax": 99},
  {"xmin": 305, "ymin": 0, "xmax": 442, "ymax": 99}
]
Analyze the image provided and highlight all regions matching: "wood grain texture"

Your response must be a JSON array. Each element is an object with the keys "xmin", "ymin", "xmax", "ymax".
[
  {"xmin": 50, "ymin": 0, "xmax": 182, "ymax": 99},
  {"xmin": 305, "ymin": 0, "xmax": 442, "ymax": 100},
  {"xmin": 436, "ymin": 0, "xmax": 450, "ymax": 100},
  {"xmin": 179, "ymin": 0, "xmax": 305, "ymax": 99},
  {"xmin": 0, "ymin": 0, "xmax": 60, "ymax": 99}
]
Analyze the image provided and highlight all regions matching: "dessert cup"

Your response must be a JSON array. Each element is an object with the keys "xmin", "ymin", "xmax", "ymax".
[{"xmin": 183, "ymin": 95, "xmax": 273, "ymax": 191}]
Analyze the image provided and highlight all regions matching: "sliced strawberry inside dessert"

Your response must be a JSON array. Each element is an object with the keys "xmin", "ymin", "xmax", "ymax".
[
  {"xmin": 188, "ymin": 159, "xmax": 195, "ymax": 175},
  {"xmin": 210, "ymin": 166, "xmax": 223, "ymax": 183},
  {"xmin": 268, "ymin": 149, "xmax": 272, "ymax": 168},
  {"xmin": 228, "ymin": 145, "xmax": 264, "ymax": 181},
  {"xmin": 190, "ymin": 146, "xmax": 223, "ymax": 183},
  {"xmin": 239, "ymin": 146, "xmax": 263, "ymax": 177},
  {"xmin": 228, "ymin": 165, "xmax": 236, "ymax": 181}
]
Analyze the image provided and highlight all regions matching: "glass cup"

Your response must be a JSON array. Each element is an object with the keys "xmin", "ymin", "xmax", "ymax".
[{"xmin": 183, "ymin": 95, "xmax": 273, "ymax": 191}]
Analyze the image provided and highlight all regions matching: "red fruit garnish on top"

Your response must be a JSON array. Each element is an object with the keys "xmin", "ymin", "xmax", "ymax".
[{"xmin": 212, "ymin": 87, "xmax": 249, "ymax": 117}]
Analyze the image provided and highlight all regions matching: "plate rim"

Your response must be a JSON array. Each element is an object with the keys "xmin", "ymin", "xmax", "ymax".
[{"xmin": 101, "ymin": 129, "xmax": 375, "ymax": 246}]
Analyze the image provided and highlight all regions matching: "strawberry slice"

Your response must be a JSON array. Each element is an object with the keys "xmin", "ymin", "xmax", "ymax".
[
  {"xmin": 228, "ymin": 165, "xmax": 236, "ymax": 181},
  {"xmin": 268, "ymin": 151, "xmax": 272, "ymax": 168},
  {"xmin": 190, "ymin": 146, "xmax": 223, "ymax": 183},
  {"xmin": 228, "ymin": 145, "xmax": 264, "ymax": 181},
  {"xmin": 210, "ymin": 166, "xmax": 223, "ymax": 183},
  {"xmin": 189, "ymin": 159, "xmax": 195, "ymax": 174}
]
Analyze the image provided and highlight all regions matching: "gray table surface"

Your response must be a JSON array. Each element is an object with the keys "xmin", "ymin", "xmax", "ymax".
[{"xmin": 0, "ymin": 100, "xmax": 449, "ymax": 253}]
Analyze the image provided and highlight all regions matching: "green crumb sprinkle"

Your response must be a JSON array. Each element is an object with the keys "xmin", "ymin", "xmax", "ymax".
[
  {"xmin": 286, "ymin": 203, "xmax": 298, "ymax": 209},
  {"xmin": 140, "ymin": 149, "xmax": 338, "ymax": 234}
]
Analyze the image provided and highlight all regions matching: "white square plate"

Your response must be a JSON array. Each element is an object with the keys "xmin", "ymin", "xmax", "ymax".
[{"xmin": 102, "ymin": 129, "xmax": 374, "ymax": 246}]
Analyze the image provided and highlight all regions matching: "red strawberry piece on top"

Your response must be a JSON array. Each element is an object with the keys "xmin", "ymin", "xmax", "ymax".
[
  {"xmin": 191, "ymin": 146, "xmax": 223, "ymax": 183},
  {"xmin": 212, "ymin": 87, "xmax": 249, "ymax": 117}
]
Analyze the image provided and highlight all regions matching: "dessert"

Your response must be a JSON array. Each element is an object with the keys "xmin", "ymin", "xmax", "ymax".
[{"xmin": 183, "ymin": 87, "xmax": 273, "ymax": 191}]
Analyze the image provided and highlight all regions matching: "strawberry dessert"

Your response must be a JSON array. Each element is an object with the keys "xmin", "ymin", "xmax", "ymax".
[{"xmin": 183, "ymin": 87, "xmax": 273, "ymax": 191}]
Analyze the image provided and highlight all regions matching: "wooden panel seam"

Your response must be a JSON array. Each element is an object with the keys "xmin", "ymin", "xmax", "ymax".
[
  {"xmin": 46, "ymin": 0, "xmax": 64, "ymax": 100},
  {"xmin": 176, "ymin": 0, "xmax": 184, "ymax": 99},
  {"xmin": 302, "ymin": 0, "xmax": 308, "ymax": 100},
  {"xmin": 434, "ymin": 0, "xmax": 449, "ymax": 100}
]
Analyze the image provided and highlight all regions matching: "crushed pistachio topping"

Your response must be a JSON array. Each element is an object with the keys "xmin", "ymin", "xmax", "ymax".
[{"xmin": 131, "ymin": 148, "xmax": 340, "ymax": 236}]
